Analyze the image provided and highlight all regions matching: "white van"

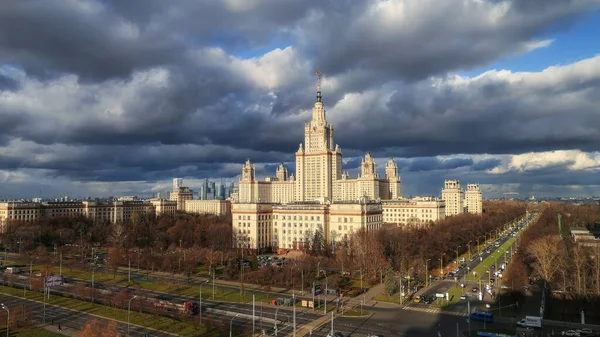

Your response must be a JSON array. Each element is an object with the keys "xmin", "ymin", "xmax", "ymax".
[{"xmin": 517, "ymin": 316, "xmax": 542, "ymax": 328}]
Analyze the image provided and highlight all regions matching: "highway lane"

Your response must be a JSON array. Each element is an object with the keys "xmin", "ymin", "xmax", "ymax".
[
  {"xmin": 0, "ymin": 293, "xmax": 175, "ymax": 337},
  {"xmin": 308, "ymin": 306, "xmax": 507, "ymax": 337},
  {"xmin": 4, "ymin": 276, "xmax": 323, "ymax": 336}
]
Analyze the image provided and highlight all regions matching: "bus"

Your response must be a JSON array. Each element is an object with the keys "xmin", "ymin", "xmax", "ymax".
[{"xmin": 470, "ymin": 311, "xmax": 493, "ymax": 323}]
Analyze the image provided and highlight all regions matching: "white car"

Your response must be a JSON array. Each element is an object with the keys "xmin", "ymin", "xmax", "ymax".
[
  {"xmin": 562, "ymin": 330, "xmax": 580, "ymax": 337},
  {"xmin": 576, "ymin": 328, "xmax": 594, "ymax": 336}
]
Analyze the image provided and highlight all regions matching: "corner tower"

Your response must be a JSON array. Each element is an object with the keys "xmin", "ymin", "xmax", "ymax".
[{"xmin": 296, "ymin": 71, "xmax": 342, "ymax": 201}]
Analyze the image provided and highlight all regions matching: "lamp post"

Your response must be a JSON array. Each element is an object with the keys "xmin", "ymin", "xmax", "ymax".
[
  {"xmin": 212, "ymin": 267, "xmax": 216, "ymax": 300},
  {"xmin": 455, "ymin": 246, "xmax": 462, "ymax": 266},
  {"xmin": 324, "ymin": 274, "xmax": 328, "ymax": 314},
  {"xmin": 439, "ymin": 253, "xmax": 446, "ymax": 278},
  {"xmin": 467, "ymin": 241, "xmax": 472, "ymax": 261},
  {"xmin": 274, "ymin": 307, "xmax": 280, "ymax": 336},
  {"xmin": 200, "ymin": 280, "xmax": 209, "ymax": 321},
  {"xmin": 127, "ymin": 295, "xmax": 138, "ymax": 336},
  {"xmin": 425, "ymin": 259, "xmax": 431, "ymax": 287},
  {"xmin": 230, "ymin": 313, "xmax": 240, "ymax": 337},
  {"xmin": 91, "ymin": 247, "xmax": 96, "ymax": 303},
  {"xmin": 1, "ymin": 303, "xmax": 9, "ymax": 337}
]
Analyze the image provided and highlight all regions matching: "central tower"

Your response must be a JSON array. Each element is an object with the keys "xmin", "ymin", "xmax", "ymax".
[{"xmin": 295, "ymin": 72, "xmax": 342, "ymax": 201}]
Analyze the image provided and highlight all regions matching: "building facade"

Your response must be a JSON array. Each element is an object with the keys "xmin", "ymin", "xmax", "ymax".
[
  {"xmin": 442, "ymin": 180, "xmax": 464, "ymax": 217},
  {"xmin": 232, "ymin": 74, "xmax": 391, "ymax": 252},
  {"xmin": 382, "ymin": 197, "xmax": 446, "ymax": 227},
  {"xmin": 0, "ymin": 199, "xmax": 177, "ymax": 231},
  {"xmin": 465, "ymin": 184, "xmax": 483, "ymax": 215},
  {"xmin": 184, "ymin": 199, "xmax": 231, "ymax": 216}
]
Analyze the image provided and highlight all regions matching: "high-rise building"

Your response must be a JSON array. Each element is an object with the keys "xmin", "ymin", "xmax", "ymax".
[
  {"xmin": 442, "ymin": 180, "xmax": 464, "ymax": 217},
  {"xmin": 465, "ymin": 184, "xmax": 483, "ymax": 215},
  {"xmin": 169, "ymin": 178, "xmax": 193, "ymax": 211},
  {"xmin": 173, "ymin": 178, "xmax": 183, "ymax": 192},
  {"xmin": 232, "ymin": 73, "xmax": 403, "ymax": 252}
]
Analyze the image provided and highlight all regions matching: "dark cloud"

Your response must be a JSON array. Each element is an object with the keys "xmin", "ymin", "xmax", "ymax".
[
  {"xmin": 399, "ymin": 157, "xmax": 473, "ymax": 172},
  {"xmin": 0, "ymin": 0, "xmax": 599, "ymax": 198},
  {"xmin": 471, "ymin": 159, "xmax": 502, "ymax": 171},
  {"xmin": 0, "ymin": 74, "xmax": 19, "ymax": 91}
]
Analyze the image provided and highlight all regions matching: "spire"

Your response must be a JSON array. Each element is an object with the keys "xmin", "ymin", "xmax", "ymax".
[{"xmin": 315, "ymin": 70, "xmax": 322, "ymax": 102}]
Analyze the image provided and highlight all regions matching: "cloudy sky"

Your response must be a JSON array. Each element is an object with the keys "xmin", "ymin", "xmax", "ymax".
[{"xmin": 1, "ymin": 0, "xmax": 600, "ymax": 200}]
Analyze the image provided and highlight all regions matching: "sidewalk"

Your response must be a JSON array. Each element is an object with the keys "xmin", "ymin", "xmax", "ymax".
[
  {"xmin": 37, "ymin": 323, "xmax": 78, "ymax": 337},
  {"xmin": 285, "ymin": 283, "xmax": 386, "ymax": 337}
]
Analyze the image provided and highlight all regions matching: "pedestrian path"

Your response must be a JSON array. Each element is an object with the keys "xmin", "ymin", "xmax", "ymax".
[{"xmin": 402, "ymin": 305, "xmax": 468, "ymax": 317}]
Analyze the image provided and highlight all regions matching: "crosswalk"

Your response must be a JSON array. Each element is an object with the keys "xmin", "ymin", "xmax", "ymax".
[{"xmin": 402, "ymin": 305, "xmax": 468, "ymax": 317}]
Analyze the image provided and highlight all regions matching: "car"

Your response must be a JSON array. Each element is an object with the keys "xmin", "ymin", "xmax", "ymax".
[
  {"xmin": 562, "ymin": 330, "xmax": 580, "ymax": 336},
  {"xmin": 472, "ymin": 287, "xmax": 478, "ymax": 292},
  {"xmin": 575, "ymin": 329, "xmax": 594, "ymax": 336},
  {"xmin": 326, "ymin": 333, "xmax": 344, "ymax": 337}
]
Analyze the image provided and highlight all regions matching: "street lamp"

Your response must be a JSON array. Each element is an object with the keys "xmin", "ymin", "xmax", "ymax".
[
  {"xmin": 1, "ymin": 303, "xmax": 9, "ymax": 337},
  {"xmin": 467, "ymin": 241, "xmax": 472, "ymax": 261},
  {"xmin": 455, "ymin": 246, "xmax": 462, "ymax": 266},
  {"xmin": 439, "ymin": 253, "xmax": 446, "ymax": 278},
  {"xmin": 274, "ymin": 307, "xmax": 280, "ymax": 337},
  {"xmin": 425, "ymin": 259, "xmax": 431, "ymax": 287},
  {"xmin": 200, "ymin": 280, "xmax": 209, "ymax": 321},
  {"xmin": 127, "ymin": 295, "xmax": 138, "ymax": 336},
  {"xmin": 230, "ymin": 313, "xmax": 240, "ymax": 337}
]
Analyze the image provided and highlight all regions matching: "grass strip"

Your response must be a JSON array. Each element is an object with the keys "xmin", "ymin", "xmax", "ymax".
[{"xmin": 465, "ymin": 238, "xmax": 516, "ymax": 281}]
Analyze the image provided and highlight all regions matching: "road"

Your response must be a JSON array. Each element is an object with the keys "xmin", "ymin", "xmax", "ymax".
[
  {"xmin": 5, "ymin": 275, "xmax": 324, "ymax": 336},
  {"xmin": 0, "ymin": 293, "xmax": 174, "ymax": 337},
  {"xmin": 407, "ymin": 213, "xmax": 537, "ymax": 315}
]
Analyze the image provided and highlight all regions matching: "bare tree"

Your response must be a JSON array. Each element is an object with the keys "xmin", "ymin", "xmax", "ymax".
[
  {"xmin": 527, "ymin": 235, "xmax": 562, "ymax": 284},
  {"xmin": 109, "ymin": 223, "xmax": 127, "ymax": 248}
]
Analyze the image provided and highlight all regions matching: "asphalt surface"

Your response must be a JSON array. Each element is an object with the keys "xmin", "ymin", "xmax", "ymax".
[
  {"xmin": 0, "ymin": 293, "xmax": 174, "ymax": 336},
  {"xmin": 5, "ymin": 274, "xmax": 324, "ymax": 336}
]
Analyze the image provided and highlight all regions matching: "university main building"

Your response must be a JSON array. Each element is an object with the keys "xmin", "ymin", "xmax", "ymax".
[{"xmin": 231, "ymin": 74, "xmax": 482, "ymax": 252}]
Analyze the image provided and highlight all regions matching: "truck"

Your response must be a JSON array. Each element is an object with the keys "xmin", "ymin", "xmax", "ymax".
[{"xmin": 516, "ymin": 316, "xmax": 542, "ymax": 329}]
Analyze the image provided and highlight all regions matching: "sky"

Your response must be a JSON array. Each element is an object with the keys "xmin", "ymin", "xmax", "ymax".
[{"xmin": 1, "ymin": 0, "xmax": 600, "ymax": 200}]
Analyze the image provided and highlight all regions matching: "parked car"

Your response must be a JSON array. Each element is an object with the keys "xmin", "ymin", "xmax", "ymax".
[
  {"xmin": 575, "ymin": 328, "xmax": 595, "ymax": 336},
  {"xmin": 562, "ymin": 330, "xmax": 580, "ymax": 336}
]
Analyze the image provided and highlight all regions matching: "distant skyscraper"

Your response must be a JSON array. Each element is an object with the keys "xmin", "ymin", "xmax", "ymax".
[
  {"xmin": 201, "ymin": 179, "xmax": 208, "ymax": 200},
  {"xmin": 173, "ymin": 178, "xmax": 183, "ymax": 192}
]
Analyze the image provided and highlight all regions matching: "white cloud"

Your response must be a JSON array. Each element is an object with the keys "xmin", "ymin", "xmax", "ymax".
[{"xmin": 489, "ymin": 150, "xmax": 600, "ymax": 174}]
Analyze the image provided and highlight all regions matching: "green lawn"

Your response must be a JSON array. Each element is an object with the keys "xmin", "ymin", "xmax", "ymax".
[
  {"xmin": 465, "ymin": 238, "xmax": 516, "ymax": 281},
  {"xmin": 0, "ymin": 286, "xmax": 202, "ymax": 336},
  {"xmin": 374, "ymin": 292, "xmax": 405, "ymax": 305},
  {"xmin": 433, "ymin": 287, "xmax": 464, "ymax": 309}
]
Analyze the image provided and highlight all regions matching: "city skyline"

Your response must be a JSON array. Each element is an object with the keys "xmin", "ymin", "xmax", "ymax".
[{"xmin": 2, "ymin": 1, "xmax": 600, "ymax": 199}]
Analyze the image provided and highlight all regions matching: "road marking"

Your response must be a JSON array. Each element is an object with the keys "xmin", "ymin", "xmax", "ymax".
[{"xmin": 402, "ymin": 306, "xmax": 468, "ymax": 317}]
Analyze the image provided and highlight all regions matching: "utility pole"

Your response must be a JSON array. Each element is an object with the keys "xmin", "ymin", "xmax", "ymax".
[
  {"xmin": 293, "ymin": 293, "xmax": 296, "ymax": 337},
  {"xmin": 91, "ymin": 247, "xmax": 95, "ymax": 303}
]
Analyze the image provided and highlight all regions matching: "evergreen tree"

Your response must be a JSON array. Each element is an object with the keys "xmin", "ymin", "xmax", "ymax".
[{"xmin": 384, "ymin": 261, "xmax": 398, "ymax": 296}]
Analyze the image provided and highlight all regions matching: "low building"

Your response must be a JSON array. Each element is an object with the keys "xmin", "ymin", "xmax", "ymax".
[
  {"xmin": 148, "ymin": 198, "xmax": 177, "ymax": 216},
  {"xmin": 571, "ymin": 225, "xmax": 600, "ymax": 247},
  {"xmin": 232, "ymin": 198, "xmax": 383, "ymax": 253},
  {"xmin": 1, "ymin": 199, "xmax": 174, "ymax": 231},
  {"xmin": 382, "ymin": 197, "xmax": 445, "ymax": 227},
  {"xmin": 184, "ymin": 199, "xmax": 231, "ymax": 216}
]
